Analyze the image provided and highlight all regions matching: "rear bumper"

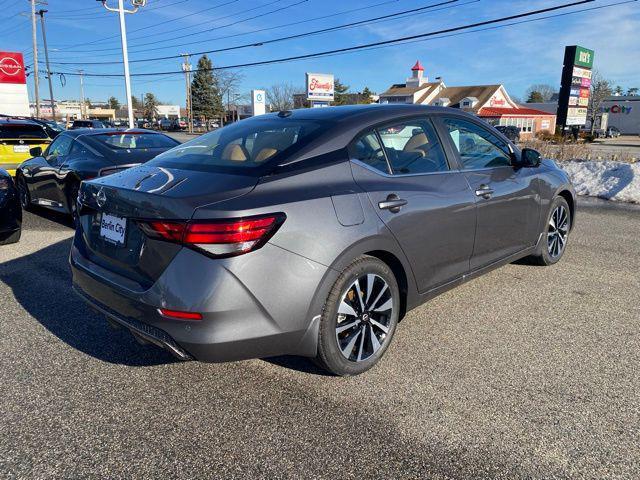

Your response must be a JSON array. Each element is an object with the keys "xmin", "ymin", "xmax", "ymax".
[{"xmin": 70, "ymin": 238, "xmax": 328, "ymax": 362}]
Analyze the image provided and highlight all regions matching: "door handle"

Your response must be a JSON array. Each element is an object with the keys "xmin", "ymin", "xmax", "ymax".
[
  {"xmin": 475, "ymin": 184, "xmax": 494, "ymax": 199},
  {"xmin": 378, "ymin": 194, "xmax": 407, "ymax": 213}
]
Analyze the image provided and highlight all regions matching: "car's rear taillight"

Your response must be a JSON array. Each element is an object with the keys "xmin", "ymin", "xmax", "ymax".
[{"xmin": 138, "ymin": 213, "xmax": 285, "ymax": 258}]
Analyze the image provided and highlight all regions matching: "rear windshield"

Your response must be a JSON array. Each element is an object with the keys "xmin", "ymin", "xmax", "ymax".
[
  {"xmin": 92, "ymin": 133, "xmax": 179, "ymax": 150},
  {"xmin": 0, "ymin": 124, "xmax": 49, "ymax": 139},
  {"xmin": 148, "ymin": 117, "xmax": 324, "ymax": 173}
]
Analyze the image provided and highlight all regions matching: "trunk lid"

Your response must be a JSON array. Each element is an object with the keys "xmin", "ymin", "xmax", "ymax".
[{"xmin": 76, "ymin": 164, "xmax": 258, "ymax": 289}]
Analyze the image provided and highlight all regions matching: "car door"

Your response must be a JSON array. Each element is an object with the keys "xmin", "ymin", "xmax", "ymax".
[
  {"xmin": 350, "ymin": 116, "xmax": 476, "ymax": 293},
  {"xmin": 439, "ymin": 116, "xmax": 540, "ymax": 270},
  {"xmin": 34, "ymin": 133, "xmax": 74, "ymax": 205}
]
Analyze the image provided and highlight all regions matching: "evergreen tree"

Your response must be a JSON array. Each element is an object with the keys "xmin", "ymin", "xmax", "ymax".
[
  {"xmin": 333, "ymin": 78, "xmax": 350, "ymax": 105},
  {"xmin": 143, "ymin": 93, "xmax": 160, "ymax": 119},
  {"xmin": 107, "ymin": 96, "xmax": 120, "ymax": 110},
  {"xmin": 130, "ymin": 95, "xmax": 141, "ymax": 110},
  {"xmin": 613, "ymin": 85, "xmax": 624, "ymax": 96},
  {"xmin": 360, "ymin": 86, "xmax": 374, "ymax": 104},
  {"xmin": 627, "ymin": 87, "xmax": 639, "ymax": 96},
  {"xmin": 526, "ymin": 91, "xmax": 544, "ymax": 103},
  {"xmin": 191, "ymin": 55, "xmax": 224, "ymax": 120}
]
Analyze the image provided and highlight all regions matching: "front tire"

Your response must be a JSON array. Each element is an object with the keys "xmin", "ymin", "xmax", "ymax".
[
  {"xmin": 17, "ymin": 175, "xmax": 32, "ymax": 211},
  {"xmin": 315, "ymin": 256, "xmax": 400, "ymax": 376},
  {"xmin": 530, "ymin": 196, "xmax": 571, "ymax": 266}
]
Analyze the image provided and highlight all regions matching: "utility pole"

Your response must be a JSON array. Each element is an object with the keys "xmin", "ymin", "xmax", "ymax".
[
  {"xmin": 79, "ymin": 70, "xmax": 85, "ymax": 119},
  {"xmin": 37, "ymin": 9, "xmax": 55, "ymax": 120},
  {"xmin": 181, "ymin": 53, "xmax": 193, "ymax": 134},
  {"xmin": 100, "ymin": 0, "xmax": 147, "ymax": 129},
  {"xmin": 30, "ymin": 0, "xmax": 40, "ymax": 117}
]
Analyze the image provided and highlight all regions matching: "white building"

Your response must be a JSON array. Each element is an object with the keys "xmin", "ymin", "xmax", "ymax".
[{"xmin": 599, "ymin": 96, "xmax": 640, "ymax": 134}]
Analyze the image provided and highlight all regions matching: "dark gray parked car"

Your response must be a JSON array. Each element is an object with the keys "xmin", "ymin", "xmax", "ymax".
[{"xmin": 71, "ymin": 105, "xmax": 576, "ymax": 375}]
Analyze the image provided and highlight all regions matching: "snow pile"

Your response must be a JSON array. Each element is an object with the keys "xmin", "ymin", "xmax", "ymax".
[{"xmin": 560, "ymin": 160, "xmax": 640, "ymax": 204}]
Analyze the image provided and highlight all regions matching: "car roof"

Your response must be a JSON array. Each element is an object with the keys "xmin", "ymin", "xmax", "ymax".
[
  {"xmin": 63, "ymin": 128, "xmax": 161, "ymax": 138},
  {"xmin": 256, "ymin": 104, "xmax": 452, "ymax": 123},
  {"xmin": 0, "ymin": 117, "xmax": 45, "ymax": 127}
]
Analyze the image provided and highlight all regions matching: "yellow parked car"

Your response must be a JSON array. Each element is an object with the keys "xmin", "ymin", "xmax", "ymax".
[{"xmin": 0, "ymin": 118, "xmax": 52, "ymax": 176}]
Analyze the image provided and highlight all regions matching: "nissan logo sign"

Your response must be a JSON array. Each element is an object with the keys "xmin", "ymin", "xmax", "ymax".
[{"xmin": 0, "ymin": 56, "xmax": 21, "ymax": 76}]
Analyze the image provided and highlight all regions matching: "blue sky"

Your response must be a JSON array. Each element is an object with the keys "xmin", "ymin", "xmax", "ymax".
[{"xmin": 2, "ymin": 0, "xmax": 639, "ymax": 106}]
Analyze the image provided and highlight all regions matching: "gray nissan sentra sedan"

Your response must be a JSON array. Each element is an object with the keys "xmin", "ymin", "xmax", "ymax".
[{"xmin": 71, "ymin": 105, "xmax": 575, "ymax": 376}]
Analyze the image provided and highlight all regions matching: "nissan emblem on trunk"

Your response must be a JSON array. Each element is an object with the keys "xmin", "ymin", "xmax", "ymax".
[{"xmin": 96, "ymin": 187, "xmax": 107, "ymax": 208}]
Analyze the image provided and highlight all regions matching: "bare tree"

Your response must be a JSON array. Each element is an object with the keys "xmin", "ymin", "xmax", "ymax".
[
  {"xmin": 525, "ymin": 84, "xmax": 557, "ymax": 102},
  {"xmin": 265, "ymin": 83, "xmax": 302, "ymax": 111},
  {"xmin": 588, "ymin": 70, "xmax": 612, "ymax": 135}
]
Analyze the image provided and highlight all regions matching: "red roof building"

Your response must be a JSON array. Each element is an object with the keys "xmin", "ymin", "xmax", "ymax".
[{"xmin": 380, "ymin": 61, "xmax": 557, "ymax": 139}]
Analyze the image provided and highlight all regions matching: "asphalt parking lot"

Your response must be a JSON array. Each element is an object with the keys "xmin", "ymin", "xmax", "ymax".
[{"xmin": 1, "ymin": 200, "xmax": 639, "ymax": 479}]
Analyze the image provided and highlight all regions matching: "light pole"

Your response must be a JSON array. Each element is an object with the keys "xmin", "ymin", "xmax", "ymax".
[
  {"xmin": 37, "ymin": 9, "xmax": 56, "ymax": 120},
  {"xmin": 29, "ymin": 0, "xmax": 40, "ymax": 117},
  {"xmin": 181, "ymin": 54, "xmax": 193, "ymax": 134},
  {"xmin": 99, "ymin": 0, "xmax": 147, "ymax": 129}
]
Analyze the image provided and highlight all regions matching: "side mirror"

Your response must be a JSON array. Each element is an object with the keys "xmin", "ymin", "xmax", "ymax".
[
  {"xmin": 30, "ymin": 146, "xmax": 43, "ymax": 157},
  {"xmin": 520, "ymin": 148, "xmax": 541, "ymax": 168}
]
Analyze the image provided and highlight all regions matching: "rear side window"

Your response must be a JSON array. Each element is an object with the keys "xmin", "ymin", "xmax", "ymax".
[
  {"xmin": 72, "ymin": 121, "xmax": 92, "ymax": 128},
  {"xmin": 92, "ymin": 133, "xmax": 178, "ymax": 150},
  {"xmin": 148, "ymin": 118, "xmax": 324, "ymax": 173},
  {"xmin": 0, "ymin": 124, "xmax": 48, "ymax": 139},
  {"xmin": 350, "ymin": 132, "xmax": 389, "ymax": 174},
  {"xmin": 377, "ymin": 119, "xmax": 448, "ymax": 174}
]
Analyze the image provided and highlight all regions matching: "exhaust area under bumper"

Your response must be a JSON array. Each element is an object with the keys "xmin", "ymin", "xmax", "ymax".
[{"xmin": 73, "ymin": 285, "xmax": 193, "ymax": 361}]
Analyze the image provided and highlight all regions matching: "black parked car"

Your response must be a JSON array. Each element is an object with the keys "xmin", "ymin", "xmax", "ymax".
[
  {"xmin": 0, "ymin": 168, "xmax": 21, "ymax": 244},
  {"xmin": 70, "ymin": 119, "xmax": 106, "ymax": 130},
  {"xmin": 494, "ymin": 125, "xmax": 521, "ymax": 142},
  {"xmin": 71, "ymin": 105, "xmax": 576, "ymax": 375},
  {"xmin": 16, "ymin": 129, "xmax": 180, "ymax": 219}
]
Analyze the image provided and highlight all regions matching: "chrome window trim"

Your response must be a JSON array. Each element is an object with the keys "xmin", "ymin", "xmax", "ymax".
[{"xmin": 351, "ymin": 158, "xmax": 459, "ymax": 178}]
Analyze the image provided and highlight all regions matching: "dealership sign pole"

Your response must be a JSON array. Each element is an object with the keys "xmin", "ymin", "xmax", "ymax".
[
  {"xmin": 556, "ymin": 45, "xmax": 594, "ymax": 131},
  {"xmin": 0, "ymin": 52, "xmax": 30, "ymax": 116}
]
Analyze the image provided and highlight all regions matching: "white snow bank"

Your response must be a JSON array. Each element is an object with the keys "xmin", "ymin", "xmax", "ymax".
[{"xmin": 560, "ymin": 160, "xmax": 640, "ymax": 204}]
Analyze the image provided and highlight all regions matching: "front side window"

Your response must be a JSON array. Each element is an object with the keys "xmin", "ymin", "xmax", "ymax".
[
  {"xmin": 443, "ymin": 117, "xmax": 511, "ymax": 169},
  {"xmin": 377, "ymin": 119, "xmax": 448, "ymax": 174},
  {"xmin": 350, "ymin": 131, "xmax": 389, "ymax": 174},
  {"xmin": 46, "ymin": 134, "xmax": 73, "ymax": 158}
]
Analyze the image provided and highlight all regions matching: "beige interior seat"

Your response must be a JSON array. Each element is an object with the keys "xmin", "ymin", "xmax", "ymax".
[
  {"xmin": 252, "ymin": 131, "xmax": 296, "ymax": 163},
  {"xmin": 403, "ymin": 132, "xmax": 429, "ymax": 156},
  {"xmin": 221, "ymin": 143, "xmax": 249, "ymax": 162}
]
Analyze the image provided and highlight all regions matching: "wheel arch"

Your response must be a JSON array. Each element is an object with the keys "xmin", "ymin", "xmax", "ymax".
[
  {"xmin": 304, "ymin": 235, "xmax": 417, "ymax": 331},
  {"xmin": 557, "ymin": 189, "xmax": 575, "ymax": 231}
]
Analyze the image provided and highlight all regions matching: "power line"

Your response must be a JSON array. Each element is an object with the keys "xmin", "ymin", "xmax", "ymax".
[
  {"xmin": 44, "ymin": 0, "xmax": 468, "ymax": 65},
  {"xmin": 45, "ymin": 0, "xmax": 192, "ymax": 20},
  {"xmin": 29, "ymin": 0, "xmax": 404, "ymax": 60},
  {"xmin": 54, "ymin": 0, "xmax": 307, "ymax": 54},
  {"xmin": 49, "ymin": 0, "xmax": 603, "ymax": 78},
  {"xmin": 49, "ymin": 0, "xmax": 240, "ymax": 49}
]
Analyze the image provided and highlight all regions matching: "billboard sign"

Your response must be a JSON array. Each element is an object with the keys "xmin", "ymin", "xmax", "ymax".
[
  {"xmin": 306, "ymin": 73, "xmax": 334, "ymax": 102},
  {"xmin": 573, "ymin": 46, "xmax": 594, "ymax": 68},
  {"xmin": 557, "ymin": 45, "xmax": 594, "ymax": 127},
  {"xmin": 0, "ymin": 52, "xmax": 26, "ymax": 84},
  {"xmin": 0, "ymin": 51, "xmax": 29, "ymax": 116},
  {"xmin": 252, "ymin": 89, "xmax": 266, "ymax": 116}
]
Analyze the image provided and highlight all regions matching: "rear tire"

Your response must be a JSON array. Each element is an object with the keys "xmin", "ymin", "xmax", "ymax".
[
  {"xmin": 315, "ymin": 256, "xmax": 400, "ymax": 376},
  {"xmin": 67, "ymin": 181, "xmax": 80, "ymax": 225},
  {"xmin": 529, "ymin": 196, "xmax": 571, "ymax": 266}
]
